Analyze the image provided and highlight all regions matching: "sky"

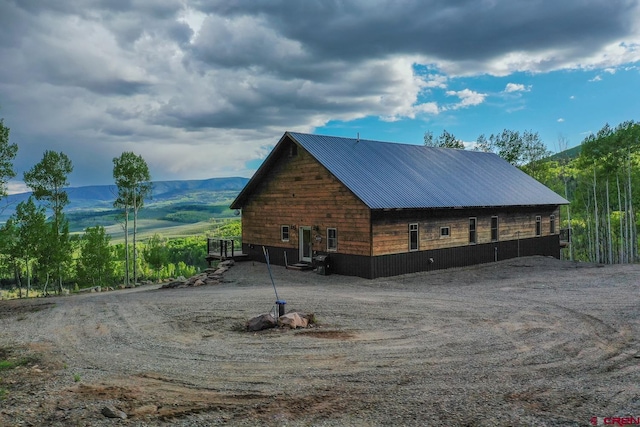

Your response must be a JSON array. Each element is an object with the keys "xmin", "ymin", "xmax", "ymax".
[{"xmin": 1, "ymin": 0, "xmax": 639, "ymax": 193}]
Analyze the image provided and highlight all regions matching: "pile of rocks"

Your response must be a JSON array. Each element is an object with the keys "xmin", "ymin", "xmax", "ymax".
[
  {"xmin": 160, "ymin": 260, "xmax": 235, "ymax": 289},
  {"xmin": 246, "ymin": 311, "xmax": 315, "ymax": 331}
]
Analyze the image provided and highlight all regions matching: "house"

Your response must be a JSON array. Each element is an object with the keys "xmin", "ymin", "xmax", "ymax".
[{"xmin": 230, "ymin": 132, "xmax": 568, "ymax": 278}]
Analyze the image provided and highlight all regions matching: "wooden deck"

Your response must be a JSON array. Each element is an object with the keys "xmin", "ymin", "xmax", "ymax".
[{"xmin": 206, "ymin": 238, "xmax": 249, "ymax": 266}]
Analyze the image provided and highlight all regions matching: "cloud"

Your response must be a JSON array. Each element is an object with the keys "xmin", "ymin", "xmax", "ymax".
[
  {"xmin": 445, "ymin": 89, "xmax": 487, "ymax": 109},
  {"xmin": 590, "ymin": 75, "xmax": 603, "ymax": 82},
  {"xmin": 557, "ymin": 118, "xmax": 565, "ymax": 122},
  {"xmin": 504, "ymin": 83, "xmax": 532, "ymax": 93},
  {"xmin": 0, "ymin": 0, "xmax": 639, "ymax": 187}
]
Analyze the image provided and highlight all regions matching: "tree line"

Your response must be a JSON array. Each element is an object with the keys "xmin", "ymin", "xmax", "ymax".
[
  {"xmin": 425, "ymin": 124, "xmax": 640, "ymax": 264},
  {"xmin": 0, "ymin": 111, "xmax": 637, "ymax": 297},
  {"xmin": 0, "ymin": 143, "xmax": 151, "ymax": 295}
]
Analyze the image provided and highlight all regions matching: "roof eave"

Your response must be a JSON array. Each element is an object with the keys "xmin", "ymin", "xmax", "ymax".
[{"xmin": 230, "ymin": 132, "xmax": 294, "ymax": 210}]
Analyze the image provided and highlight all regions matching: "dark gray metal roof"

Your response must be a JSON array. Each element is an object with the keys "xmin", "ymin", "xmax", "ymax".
[
  {"xmin": 231, "ymin": 132, "xmax": 568, "ymax": 210},
  {"xmin": 289, "ymin": 132, "xmax": 568, "ymax": 209}
]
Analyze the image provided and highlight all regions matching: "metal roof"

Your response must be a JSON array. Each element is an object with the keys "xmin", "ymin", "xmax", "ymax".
[{"xmin": 232, "ymin": 132, "xmax": 568, "ymax": 210}]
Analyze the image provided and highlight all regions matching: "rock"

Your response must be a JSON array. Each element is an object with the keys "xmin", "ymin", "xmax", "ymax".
[
  {"xmin": 193, "ymin": 279, "xmax": 205, "ymax": 287},
  {"xmin": 101, "ymin": 405, "xmax": 127, "ymax": 419},
  {"xmin": 278, "ymin": 312, "xmax": 309, "ymax": 329},
  {"xmin": 247, "ymin": 313, "xmax": 277, "ymax": 331},
  {"xmin": 161, "ymin": 279, "xmax": 187, "ymax": 289}
]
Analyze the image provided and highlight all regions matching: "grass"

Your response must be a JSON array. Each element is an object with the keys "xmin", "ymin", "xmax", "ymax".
[
  {"xmin": 0, "ymin": 352, "xmax": 36, "ymax": 372},
  {"xmin": 105, "ymin": 220, "xmax": 218, "ymax": 244},
  {"xmin": 0, "ymin": 348, "xmax": 42, "ymax": 400}
]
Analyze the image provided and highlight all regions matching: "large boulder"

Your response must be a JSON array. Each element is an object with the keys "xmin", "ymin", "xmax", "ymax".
[
  {"xmin": 278, "ymin": 312, "xmax": 309, "ymax": 329},
  {"xmin": 102, "ymin": 405, "xmax": 127, "ymax": 419},
  {"xmin": 246, "ymin": 313, "xmax": 277, "ymax": 331}
]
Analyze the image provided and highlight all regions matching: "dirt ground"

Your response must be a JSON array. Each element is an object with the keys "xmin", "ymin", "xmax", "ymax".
[{"xmin": 0, "ymin": 256, "xmax": 639, "ymax": 426}]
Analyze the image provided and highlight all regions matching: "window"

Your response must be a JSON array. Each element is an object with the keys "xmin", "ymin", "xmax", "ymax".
[
  {"xmin": 327, "ymin": 228, "xmax": 337, "ymax": 251},
  {"xmin": 550, "ymin": 215, "xmax": 556, "ymax": 234},
  {"xmin": 535, "ymin": 215, "xmax": 542, "ymax": 236},
  {"xmin": 469, "ymin": 217, "xmax": 477, "ymax": 244},
  {"xmin": 440, "ymin": 226, "xmax": 450, "ymax": 237},
  {"xmin": 491, "ymin": 216, "xmax": 499, "ymax": 242},
  {"xmin": 281, "ymin": 225, "xmax": 290, "ymax": 242},
  {"xmin": 409, "ymin": 223, "xmax": 419, "ymax": 251}
]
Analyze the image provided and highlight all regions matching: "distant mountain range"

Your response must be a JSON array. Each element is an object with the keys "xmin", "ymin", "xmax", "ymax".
[{"xmin": 0, "ymin": 177, "xmax": 250, "ymax": 223}]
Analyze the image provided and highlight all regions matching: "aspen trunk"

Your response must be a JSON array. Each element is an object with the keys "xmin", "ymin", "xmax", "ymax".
[
  {"xmin": 606, "ymin": 179, "xmax": 612, "ymax": 264},
  {"xmin": 617, "ymin": 175, "xmax": 624, "ymax": 264},
  {"xmin": 593, "ymin": 168, "xmax": 600, "ymax": 263}
]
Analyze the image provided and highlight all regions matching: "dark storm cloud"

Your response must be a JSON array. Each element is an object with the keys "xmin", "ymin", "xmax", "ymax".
[
  {"xmin": 192, "ymin": 0, "xmax": 634, "ymax": 66},
  {"xmin": 0, "ymin": 0, "xmax": 638, "ymax": 187}
]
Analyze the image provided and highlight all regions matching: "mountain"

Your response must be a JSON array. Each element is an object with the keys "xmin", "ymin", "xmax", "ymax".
[
  {"xmin": 548, "ymin": 145, "xmax": 581, "ymax": 161},
  {"xmin": 0, "ymin": 177, "xmax": 249, "ymax": 223}
]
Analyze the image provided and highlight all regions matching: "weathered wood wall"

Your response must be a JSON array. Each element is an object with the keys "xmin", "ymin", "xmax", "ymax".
[
  {"xmin": 371, "ymin": 207, "xmax": 560, "ymax": 256},
  {"xmin": 241, "ymin": 137, "xmax": 372, "ymax": 260}
]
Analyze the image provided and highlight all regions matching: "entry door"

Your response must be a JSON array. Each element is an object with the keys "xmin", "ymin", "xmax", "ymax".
[{"xmin": 299, "ymin": 227, "xmax": 312, "ymax": 263}]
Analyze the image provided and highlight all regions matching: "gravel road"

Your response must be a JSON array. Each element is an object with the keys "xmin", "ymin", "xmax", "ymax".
[{"xmin": 1, "ymin": 256, "xmax": 639, "ymax": 426}]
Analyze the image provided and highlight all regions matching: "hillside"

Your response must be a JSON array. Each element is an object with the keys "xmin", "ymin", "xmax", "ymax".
[
  {"xmin": 0, "ymin": 177, "xmax": 249, "ymax": 235},
  {"xmin": 548, "ymin": 144, "xmax": 581, "ymax": 161}
]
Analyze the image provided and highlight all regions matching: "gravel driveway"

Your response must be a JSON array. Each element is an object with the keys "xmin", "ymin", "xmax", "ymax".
[{"xmin": 0, "ymin": 256, "xmax": 639, "ymax": 426}]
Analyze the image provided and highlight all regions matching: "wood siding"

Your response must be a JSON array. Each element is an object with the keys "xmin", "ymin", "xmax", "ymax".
[
  {"xmin": 372, "ymin": 207, "xmax": 560, "ymax": 256},
  {"xmin": 240, "ymin": 139, "xmax": 371, "ymax": 261}
]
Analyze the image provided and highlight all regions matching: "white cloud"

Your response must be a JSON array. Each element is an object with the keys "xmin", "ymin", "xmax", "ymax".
[
  {"xmin": 590, "ymin": 75, "xmax": 603, "ymax": 82},
  {"xmin": 557, "ymin": 118, "xmax": 565, "ymax": 122},
  {"xmin": 6, "ymin": 181, "xmax": 30, "ymax": 195},
  {"xmin": 445, "ymin": 89, "xmax": 487, "ymax": 109},
  {"xmin": 504, "ymin": 83, "xmax": 532, "ymax": 93},
  {"xmin": 422, "ymin": 74, "xmax": 448, "ymax": 89}
]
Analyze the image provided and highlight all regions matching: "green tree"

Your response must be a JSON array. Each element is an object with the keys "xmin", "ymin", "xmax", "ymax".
[
  {"xmin": 13, "ymin": 197, "xmax": 47, "ymax": 297},
  {"xmin": 113, "ymin": 152, "xmax": 152, "ymax": 286},
  {"xmin": 0, "ymin": 218, "xmax": 21, "ymax": 296},
  {"xmin": 576, "ymin": 121, "xmax": 640, "ymax": 264},
  {"xmin": 424, "ymin": 129, "xmax": 465, "ymax": 149},
  {"xmin": 77, "ymin": 226, "xmax": 114, "ymax": 288},
  {"xmin": 23, "ymin": 151, "xmax": 74, "ymax": 294},
  {"xmin": 143, "ymin": 234, "xmax": 168, "ymax": 280},
  {"xmin": 476, "ymin": 129, "xmax": 551, "ymax": 181},
  {"xmin": 0, "ymin": 114, "xmax": 18, "ymax": 201}
]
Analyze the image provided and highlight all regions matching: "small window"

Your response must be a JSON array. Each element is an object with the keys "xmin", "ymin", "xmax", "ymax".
[
  {"xmin": 535, "ymin": 215, "xmax": 542, "ymax": 236},
  {"xmin": 550, "ymin": 215, "xmax": 556, "ymax": 234},
  {"xmin": 440, "ymin": 226, "xmax": 450, "ymax": 237},
  {"xmin": 469, "ymin": 217, "xmax": 477, "ymax": 244},
  {"xmin": 491, "ymin": 216, "xmax": 499, "ymax": 242},
  {"xmin": 289, "ymin": 144, "xmax": 298, "ymax": 157},
  {"xmin": 327, "ymin": 228, "xmax": 337, "ymax": 251},
  {"xmin": 409, "ymin": 223, "xmax": 419, "ymax": 251},
  {"xmin": 281, "ymin": 225, "xmax": 290, "ymax": 242}
]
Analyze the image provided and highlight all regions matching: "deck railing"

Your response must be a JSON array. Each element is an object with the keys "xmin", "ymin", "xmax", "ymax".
[{"xmin": 207, "ymin": 237, "xmax": 242, "ymax": 259}]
